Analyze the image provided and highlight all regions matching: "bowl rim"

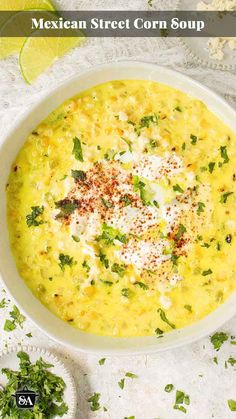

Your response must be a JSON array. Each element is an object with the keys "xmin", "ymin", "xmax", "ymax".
[{"xmin": 1, "ymin": 60, "xmax": 236, "ymax": 355}]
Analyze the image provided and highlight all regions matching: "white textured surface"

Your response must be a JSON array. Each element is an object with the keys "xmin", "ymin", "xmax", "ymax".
[{"xmin": 0, "ymin": 1, "xmax": 236, "ymax": 418}]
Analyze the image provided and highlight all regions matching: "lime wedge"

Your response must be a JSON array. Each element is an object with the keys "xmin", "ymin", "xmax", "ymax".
[
  {"xmin": 20, "ymin": 33, "xmax": 84, "ymax": 83},
  {"xmin": 0, "ymin": 10, "xmax": 55, "ymax": 59},
  {"xmin": 0, "ymin": 0, "xmax": 55, "ymax": 11}
]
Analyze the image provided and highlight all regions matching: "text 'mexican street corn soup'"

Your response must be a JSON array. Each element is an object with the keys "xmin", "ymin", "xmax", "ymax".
[{"xmin": 6, "ymin": 80, "xmax": 236, "ymax": 337}]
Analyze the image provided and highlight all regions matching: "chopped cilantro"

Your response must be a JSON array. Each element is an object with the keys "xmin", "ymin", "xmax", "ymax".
[
  {"xmin": 173, "ymin": 184, "xmax": 184, "ymax": 193},
  {"xmin": 4, "ymin": 319, "xmax": 16, "ymax": 332},
  {"xmin": 88, "ymin": 393, "xmax": 101, "ymax": 411},
  {"xmin": 125, "ymin": 372, "xmax": 138, "ymax": 379},
  {"xmin": 111, "ymin": 263, "xmax": 126, "ymax": 277},
  {"xmin": 4, "ymin": 305, "xmax": 25, "ymax": 332},
  {"xmin": 182, "ymin": 142, "xmax": 186, "ymax": 151},
  {"xmin": 220, "ymin": 146, "xmax": 229, "ymax": 164},
  {"xmin": 26, "ymin": 332, "xmax": 33, "ymax": 338},
  {"xmin": 148, "ymin": 0, "xmax": 153, "ymax": 6},
  {"xmin": 171, "ymin": 253, "xmax": 179, "ymax": 265},
  {"xmin": 155, "ymin": 328, "xmax": 164, "ymax": 337},
  {"xmin": 157, "ymin": 308, "xmax": 176, "ymax": 329},
  {"xmin": 121, "ymin": 195, "xmax": 132, "ymax": 206},
  {"xmin": 228, "ymin": 400, "xmax": 236, "ymax": 411},
  {"xmin": 210, "ymin": 332, "xmax": 228, "ymax": 351},
  {"xmin": 59, "ymin": 253, "xmax": 74, "ymax": 271},
  {"xmin": 133, "ymin": 175, "xmax": 149, "ymax": 205},
  {"xmin": 149, "ymin": 139, "xmax": 159, "ymax": 148},
  {"xmin": 101, "ymin": 197, "xmax": 113, "ymax": 208},
  {"xmin": 134, "ymin": 281, "xmax": 149, "ymax": 290},
  {"xmin": 0, "ymin": 298, "xmax": 7, "ymax": 308},
  {"xmin": 0, "ymin": 351, "xmax": 68, "ymax": 417},
  {"xmin": 121, "ymin": 137, "xmax": 133, "ymax": 152},
  {"xmin": 202, "ymin": 269, "xmax": 212, "ymax": 276},
  {"xmin": 184, "ymin": 304, "xmax": 192, "ymax": 312},
  {"xmin": 227, "ymin": 357, "xmax": 236, "ymax": 366},
  {"xmin": 26, "ymin": 206, "xmax": 44, "ymax": 227},
  {"xmin": 165, "ymin": 384, "xmax": 174, "ymax": 393},
  {"xmin": 174, "ymin": 405, "xmax": 187, "ymax": 414},
  {"xmin": 82, "ymin": 260, "xmax": 90, "ymax": 273},
  {"xmin": 139, "ymin": 114, "xmax": 158, "ymax": 129},
  {"xmin": 97, "ymin": 223, "xmax": 127, "ymax": 245},
  {"xmin": 197, "ymin": 202, "xmax": 205, "ymax": 215},
  {"xmin": 118, "ymin": 378, "xmax": 125, "ymax": 389},
  {"xmin": 72, "ymin": 136, "xmax": 83, "ymax": 161},
  {"xmin": 175, "ymin": 224, "xmax": 186, "ymax": 241},
  {"xmin": 99, "ymin": 358, "xmax": 106, "ymax": 365},
  {"xmin": 175, "ymin": 106, "xmax": 182, "ymax": 112},
  {"xmin": 208, "ymin": 162, "xmax": 216, "ymax": 173},
  {"xmin": 100, "ymin": 279, "xmax": 113, "ymax": 286},
  {"xmin": 72, "ymin": 235, "xmax": 80, "ymax": 242},
  {"xmin": 190, "ymin": 134, "xmax": 198, "ymax": 145},
  {"xmin": 71, "ymin": 169, "xmax": 86, "ymax": 181},
  {"xmin": 213, "ymin": 356, "xmax": 218, "ymax": 365},
  {"xmin": 55, "ymin": 199, "xmax": 79, "ymax": 218},
  {"xmin": 121, "ymin": 288, "xmax": 133, "ymax": 298},
  {"xmin": 220, "ymin": 192, "xmax": 233, "ymax": 204},
  {"xmin": 98, "ymin": 251, "xmax": 109, "ymax": 269}
]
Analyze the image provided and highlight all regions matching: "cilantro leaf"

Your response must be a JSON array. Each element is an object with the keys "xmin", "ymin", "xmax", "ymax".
[
  {"xmin": 220, "ymin": 146, "xmax": 229, "ymax": 164},
  {"xmin": 228, "ymin": 400, "xmax": 236, "ymax": 411},
  {"xmin": 210, "ymin": 332, "xmax": 228, "ymax": 351},
  {"xmin": 111, "ymin": 263, "xmax": 126, "ymax": 277},
  {"xmin": 173, "ymin": 184, "xmax": 184, "ymax": 193},
  {"xmin": 220, "ymin": 192, "xmax": 233, "ymax": 204},
  {"xmin": 72, "ymin": 136, "xmax": 84, "ymax": 161},
  {"xmin": 26, "ymin": 206, "xmax": 44, "ymax": 227},
  {"xmin": 59, "ymin": 253, "xmax": 74, "ymax": 271},
  {"xmin": 157, "ymin": 308, "xmax": 176, "ymax": 329},
  {"xmin": 87, "ymin": 393, "xmax": 101, "ymax": 411},
  {"xmin": 71, "ymin": 169, "xmax": 86, "ymax": 181}
]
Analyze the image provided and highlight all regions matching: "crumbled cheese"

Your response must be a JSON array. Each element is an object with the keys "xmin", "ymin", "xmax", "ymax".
[{"xmin": 197, "ymin": 0, "xmax": 236, "ymax": 60}]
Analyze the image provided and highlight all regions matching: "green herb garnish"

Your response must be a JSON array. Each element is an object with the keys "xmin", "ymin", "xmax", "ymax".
[
  {"xmin": 98, "ymin": 251, "xmax": 109, "ymax": 269},
  {"xmin": 87, "ymin": 393, "xmax": 101, "ymax": 411},
  {"xmin": 220, "ymin": 192, "xmax": 233, "ymax": 204},
  {"xmin": 121, "ymin": 288, "xmax": 133, "ymax": 298},
  {"xmin": 125, "ymin": 372, "xmax": 138, "ymax": 379},
  {"xmin": 59, "ymin": 253, "xmax": 74, "ymax": 271},
  {"xmin": 197, "ymin": 202, "xmax": 205, "ymax": 215},
  {"xmin": 228, "ymin": 400, "xmax": 236, "ymax": 411},
  {"xmin": 101, "ymin": 197, "xmax": 113, "ymax": 208},
  {"xmin": 97, "ymin": 223, "xmax": 127, "ymax": 245},
  {"xmin": 0, "ymin": 351, "xmax": 68, "ymax": 418},
  {"xmin": 4, "ymin": 305, "xmax": 25, "ymax": 332},
  {"xmin": 211, "ymin": 332, "xmax": 228, "ymax": 351},
  {"xmin": 165, "ymin": 384, "xmax": 174, "ymax": 393},
  {"xmin": 99, "ymin": 358, "xmax": 106, "ymax": 365},
  {"xmin": 202, "ymin": 269, "xmax": 212, "ymax": 276},
  {"xmin": 71, "ymin": 169, "xmax": 86, "ymax": 181},
  {"xmin": 72, "ymin": 136, "xmax": 83, "ymax": 161},
  {"xmin": 190, "ymin": 134, "xmax": 198, "ymax": 145},
  {"xmin": 157, "ymin": 308, "xmax": 176, "ymax": 329},
  {"xmin": 134, "ymin": 281, "xmax": 149, "ymax": 290},
  {"xmin": 155, "ymin": 328, "xmax": 164, "ymax": 337},
  {"xmin": 118, "ymin": 379, "xmax": 125, "ymax": 389},
  {"xmin": 208, "ymin": 162, "xmax": 215, "ymax": 173},
  {"xmin": 121, "ymin": 195, "xmax": 132, "ymax": 207},
  {"xmin": 26, "ymin": 206, "xmax": 44, "ymax": 227},
  {"xmin": 173, "ymin": 184, "xmax": 184, "ymax": 193},
  {"xmin": 55, "ymin": 199, "xmax": 79, "ymax": 218},
  {"xmin": 175, "ymin": 224, "xmax": 186, "ymax": 241},
  {"xmin": 220, "ymin": 146, "xmax": 229, "ymax": 164},
  {"xmin": 111, "ymin": 263, "xmax": 126, "ymax": 277}
]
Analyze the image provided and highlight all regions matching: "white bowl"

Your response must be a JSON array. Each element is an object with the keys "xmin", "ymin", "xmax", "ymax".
[{"xmin": 1, "ymin": 61, "xmax": 236, "ymax": 355}]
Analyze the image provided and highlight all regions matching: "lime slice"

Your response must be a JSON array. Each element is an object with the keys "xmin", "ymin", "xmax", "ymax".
[
  {"xmin": 20, "ymin": 33, "xmax": 85, "ymax": 83},
  {"xmin": 0, "ymin": 10, "xmax": 55, "ymax": 59},
  {"xmin": 0, "ymin": 0, "xmax": 55, "ymax": 11}
]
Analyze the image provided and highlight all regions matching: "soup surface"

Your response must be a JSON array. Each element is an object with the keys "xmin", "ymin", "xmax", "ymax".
[{"xmin": 6, "ymin": 80, "xmax": 236, "ymax": 337}]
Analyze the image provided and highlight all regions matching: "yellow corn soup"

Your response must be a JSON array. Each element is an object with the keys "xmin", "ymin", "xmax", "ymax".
[{"xmin": 6, "ymin": 80, "xmax": 236, "ymax": 337}]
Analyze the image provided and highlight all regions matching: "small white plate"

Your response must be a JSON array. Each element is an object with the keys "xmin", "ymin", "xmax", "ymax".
[
  {"xmin": 177, "ymin": 0, "xmax": 236, "ymax": 71},
  {"xmin": 0, "ymin": 346, "xmax": 77, "ymax": 419}
]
